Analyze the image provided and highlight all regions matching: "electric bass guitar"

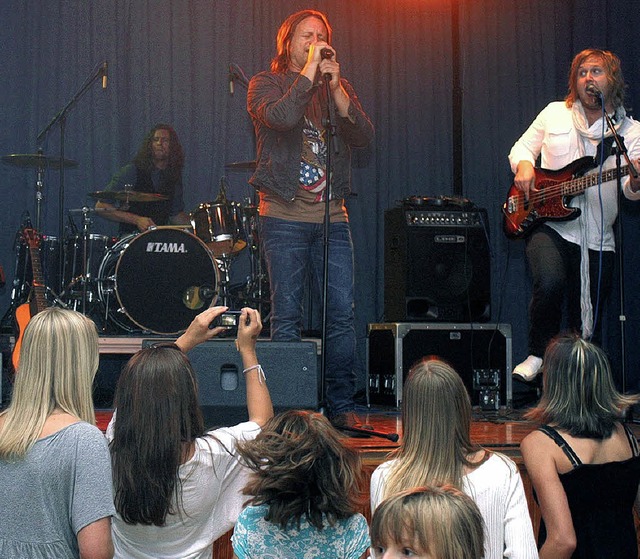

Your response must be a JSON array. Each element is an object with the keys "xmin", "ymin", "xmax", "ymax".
[
  {"xmin": 12, "ymin": 228, "xmax": 49, "ymax": 370},
  {"xmin": 502, "ymin": 156, "xmax": 630, "ymax": 240}
]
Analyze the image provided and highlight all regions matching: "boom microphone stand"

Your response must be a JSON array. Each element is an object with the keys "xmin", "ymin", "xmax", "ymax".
[
  {"xmin": 593, "ymin": 87, "xmax": 639, "ymax": 397},
  {"xmin": 36, "ymin": 61, "xmax": 107, "ymax": 293}
]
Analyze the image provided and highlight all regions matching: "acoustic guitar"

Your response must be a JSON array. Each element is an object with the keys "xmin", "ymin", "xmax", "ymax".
[
  {"xmin": 12, "ymin": 228, "xmax": 49, "ymax": 370},
  {"xmin": 502, "ymin": 156, "xmax": 630, "ymax": 239}
]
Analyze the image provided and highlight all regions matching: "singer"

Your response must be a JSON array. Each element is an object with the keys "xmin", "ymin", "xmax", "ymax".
[
  {"xmin": 247, "ymin": 10, "xmax": 374, "ymax": 430},
  {"xmin": 95, "ymin": 124, "xmax": 190, "ymax": 233},
  {"xmin": 508, "ymin": 49, "xmax": 640, "ymax": 383}
]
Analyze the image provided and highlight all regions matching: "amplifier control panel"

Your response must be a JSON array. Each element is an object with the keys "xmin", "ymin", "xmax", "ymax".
[{"xmin": 404, "ymin": 210, "xmax": 485, "ymax": 227}]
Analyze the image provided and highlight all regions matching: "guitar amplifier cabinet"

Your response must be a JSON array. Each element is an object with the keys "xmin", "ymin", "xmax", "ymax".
[
  {"xmin": 367, "ymin": 323, "xmax": 512, "ymax": 410},
  {"xmin": 384, "ymin": 205, "xmax": 491, "ymax": 322}
]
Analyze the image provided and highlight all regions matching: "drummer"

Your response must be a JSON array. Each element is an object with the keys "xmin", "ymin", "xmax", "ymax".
[{"xmin": 95, "ymin": 124, "xmax": 190, "ymax": 234}]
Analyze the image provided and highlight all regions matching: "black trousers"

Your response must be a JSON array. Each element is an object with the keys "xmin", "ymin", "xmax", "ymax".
[{"xmin": 525, "ymin": 225, "xmax": 614, "ymax": 357}]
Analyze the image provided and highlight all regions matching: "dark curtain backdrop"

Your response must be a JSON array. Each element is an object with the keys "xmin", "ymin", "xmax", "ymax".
[{"xmin": 1, "ymin": 0, "xmax": 639, "ymax": 393}]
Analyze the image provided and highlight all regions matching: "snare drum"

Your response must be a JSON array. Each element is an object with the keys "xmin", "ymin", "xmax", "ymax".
[
  {"xmin": 190, "ymin": 201, "xmax": 247, "ymax": 256},
  {"xmin": 97, "ymin": 227, "xmax": 219, "ymax": 334}
]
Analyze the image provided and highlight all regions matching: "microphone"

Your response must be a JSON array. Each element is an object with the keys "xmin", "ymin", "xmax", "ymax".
[
  {"xmin": 102, "ymin": 61, "xmax": 108, "ymax": 89},
  {"xmin": 586, "ymin": 83, "xmax": 602, "ymax": 104},
  {"xmin": 320, "ymin": 48, "xmax": 334, "ymax": 60},
  {"xmin": 229, "ymin": 64, "xmax": 234, "ymax": 95}
]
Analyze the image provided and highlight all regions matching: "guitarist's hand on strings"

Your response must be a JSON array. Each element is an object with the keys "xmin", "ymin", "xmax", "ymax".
[{"xmin": 514, "ymin": 160, "xmax": 536, "ymax": 201}]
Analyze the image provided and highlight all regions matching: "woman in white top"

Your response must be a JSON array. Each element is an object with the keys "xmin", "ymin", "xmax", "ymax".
[
  {"xmin": 107, "ymin": 306, "xmax": 274, "ymax": 559},
  {"xmin": 370, "ymin": 357, "xmax": 538, "ymax": 559}
]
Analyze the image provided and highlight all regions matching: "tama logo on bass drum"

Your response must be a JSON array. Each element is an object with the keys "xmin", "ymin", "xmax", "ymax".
[{"xmin": 146, "ymin": 242, "xmax": 188, "ymax": 253}]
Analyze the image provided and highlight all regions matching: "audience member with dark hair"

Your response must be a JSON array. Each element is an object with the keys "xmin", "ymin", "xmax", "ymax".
[
  {"xmin": 231, "ymin": 410, "xmax": 370, "ymax": 559},
  {"xmin": 0, "ymin": 308, "xmax": 114, "ymax": 558},
  {"xmin": 370, "ymin": 485, "xmax": 485, "ymax": 559},
  {"xmin": 370, "ymin": 357, "xmax": 537, "ymax": 559},
  {"xmin": 521, "ymin": 334, "xmax": 640, "ymax": 558},
  {"xmin": 107, "ymin": 306, "xmax": 273, "ymax": 559}
]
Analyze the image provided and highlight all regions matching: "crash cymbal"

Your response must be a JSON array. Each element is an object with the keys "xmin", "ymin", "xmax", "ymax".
[
  {"xmin": 1, "ymin": 153, "xmax": 79, "ymax": 169},
  {"xmin": 224, "ymin": 160, "xmax": 256, "ymax": 171},
  {"xmin": 88, "ymin": 191, "xmax": 169, "ymax": 202}
]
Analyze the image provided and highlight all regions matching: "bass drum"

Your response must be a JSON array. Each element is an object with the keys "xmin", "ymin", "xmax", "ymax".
[{"xmin": 98, "ymin": 228, "xmax": 219, "ymax": 334}]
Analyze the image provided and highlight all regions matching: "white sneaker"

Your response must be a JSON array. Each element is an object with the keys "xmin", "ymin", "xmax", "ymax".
[{"xmin": 513, "ymin": 355, "xmax": 543, "ymax": 383}]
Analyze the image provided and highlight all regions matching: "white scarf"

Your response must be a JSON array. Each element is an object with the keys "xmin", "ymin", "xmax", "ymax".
[{"xmin": 570, "ymin": 101, "xmax": 625, "ymax": 339}]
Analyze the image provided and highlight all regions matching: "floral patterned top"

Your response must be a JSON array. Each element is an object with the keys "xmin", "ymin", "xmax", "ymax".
[{"xmin": 232, "ymin": 503, "xmax": 370, "ymax": 559}]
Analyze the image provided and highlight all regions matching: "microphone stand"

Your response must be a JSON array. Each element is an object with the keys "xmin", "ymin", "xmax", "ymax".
[
  {"xmin": 319, "ymin": 72, "xmax": 338, "ymax": 425},
  {"xmin": 320, "ymin": 67, "xmax": 396, "ymax": 441},
  {"xmin": 599, "ymin": 101, "xmax": 638, "ymax": 399},
  {"xmin": 36, "ymin": 62, "xmax": 106, "ymax": 293}
]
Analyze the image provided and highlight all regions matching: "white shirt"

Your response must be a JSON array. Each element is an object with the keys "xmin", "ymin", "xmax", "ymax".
[
  {"xmin": 508, "ymin": 101, "xmax": 640, "ymax": 251},
  {"xmin": 370, "ymin": 453, "xmax": 538, "ymax": 559},
  {"xmin": 107, "ymin": 420, "xmax": 260, "ymax": 559}
]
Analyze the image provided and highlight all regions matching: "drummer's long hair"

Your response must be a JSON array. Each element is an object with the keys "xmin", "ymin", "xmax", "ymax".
[
  {"xmin": 134, "ymin": 123, "xmax": 185, "ymax": 176},
  {"xmin": 110, "ymin": 345, "xmax": 219, "ymax": 526},
  {"xmin": 271, "ymin": 10, "xmax": 332, "ymax": 73}
]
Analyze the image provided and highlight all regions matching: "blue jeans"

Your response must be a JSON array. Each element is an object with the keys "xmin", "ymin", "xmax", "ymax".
[{"xmin": 259, "ymin": 216, "xmax": 356, "ymax": 416}]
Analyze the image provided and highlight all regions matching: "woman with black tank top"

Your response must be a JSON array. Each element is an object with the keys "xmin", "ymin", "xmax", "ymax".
[{"xmin": 521, "ymin": 334, "xmax": 640, "ymax": 558}]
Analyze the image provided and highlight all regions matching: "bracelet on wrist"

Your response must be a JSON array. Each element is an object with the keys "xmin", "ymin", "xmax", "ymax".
[{"xmin": 242, "ymin": 364, "xmax": 266, "ymax": 384}]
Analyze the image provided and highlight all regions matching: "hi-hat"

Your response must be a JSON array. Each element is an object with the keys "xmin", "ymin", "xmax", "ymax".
[
  {"xmin": 2, "ymin": 153, "xmax": 79, "ymax": 169},
  {"xmin": 224, "ymin": 160, "xmax": 256, "ymax": 171},
  {"xmin": 88, "ymin": 191, "xmax": 169, "ymax": 202}
]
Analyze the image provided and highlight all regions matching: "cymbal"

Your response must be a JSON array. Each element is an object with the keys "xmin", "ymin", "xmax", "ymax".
[
  {"xmin": 224, "ymin": 160, "xmax": 256, "ymax": 171},
  {"xmin": 67, "ymin": 207, "xmax": 117, "ymax": 214},
  {"xmin": 2, "ymin": 153, "xmax": 79, "ymax": 169},
  {"xmin": 88, "ymin": 191, "xmax": 169, "ymax": 202}
]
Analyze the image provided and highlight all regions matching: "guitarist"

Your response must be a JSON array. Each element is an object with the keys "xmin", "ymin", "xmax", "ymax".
[{"xmin": 508, "ymin": 49, "xmax": 640, "ymax": 383}]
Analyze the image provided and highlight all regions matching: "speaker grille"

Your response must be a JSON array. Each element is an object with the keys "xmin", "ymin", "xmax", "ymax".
[{"xmin": 384, "ymin": 206, "xmax": 491, "ymax": 322}]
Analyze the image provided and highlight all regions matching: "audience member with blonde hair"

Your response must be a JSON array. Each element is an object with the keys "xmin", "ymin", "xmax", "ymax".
[
  {"xmin": 521, "ymin": 334, "xmax": 640, "ymax": 558},
  {"xmin": 232, "ymin": 410, "xmax": 370, "ymax": 559},
  {"xmin": 0, "ymin": 308, "xmax": 115, "ymax": 558},
  {"xmin": 370, "ymin": 485, "xmax": 484, "ymax": 559},
  {"xmin": 370, "ymin": 357, "xmax": 537, "ymax": 559}
]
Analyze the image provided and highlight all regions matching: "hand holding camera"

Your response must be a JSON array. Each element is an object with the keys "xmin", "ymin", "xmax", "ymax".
[{"xmin": 176, "ymin": 306, "xmax": 261, "ymax": 353}]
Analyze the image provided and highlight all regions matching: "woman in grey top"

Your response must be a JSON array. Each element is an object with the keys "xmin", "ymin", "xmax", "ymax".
[{"xmin": 0, "ymin": 308, "xmax": 115, "ymax": 559}]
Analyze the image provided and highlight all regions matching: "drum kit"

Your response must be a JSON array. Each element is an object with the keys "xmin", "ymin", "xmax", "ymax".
[{"xmin": 3, "ymin": 153, "xmax": 269, "ymax": 335}]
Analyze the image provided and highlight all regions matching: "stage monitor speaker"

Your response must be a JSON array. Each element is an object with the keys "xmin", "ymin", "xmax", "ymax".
[
  {"xmin": 384, "ymin": 205, "xmax": 491, "ymax": 322},
  {"xmin": 146, "ymin": 339, "xmax": 319, "ymax": 428}
]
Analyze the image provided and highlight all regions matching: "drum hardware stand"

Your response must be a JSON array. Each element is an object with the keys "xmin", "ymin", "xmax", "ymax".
[
  {"xmin": 215, "ymin": 255, "xmax": 234, "ymax": 307},
  {"xmin": 61, "ymin": 207, "xmax": 99, "ymax": 315}
]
